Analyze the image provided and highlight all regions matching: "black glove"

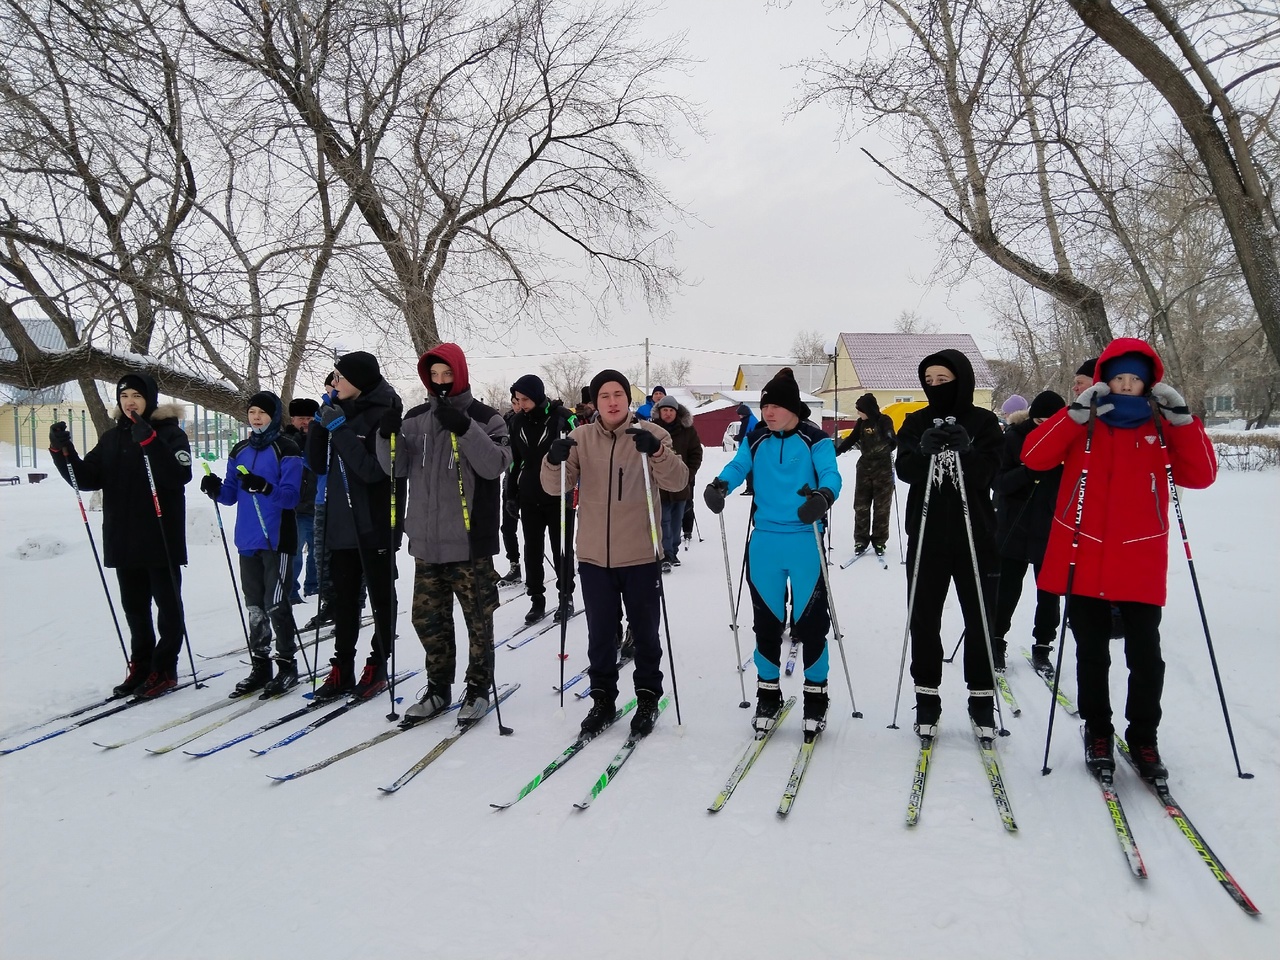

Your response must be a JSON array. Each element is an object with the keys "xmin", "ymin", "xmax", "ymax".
[
  {"xmin": 918, "ymin": 427, "xmax": 947, "ymax": 456},
  {"xmin": 200, "ymin": 474, "xmax": 222, "ymax": 500},
  {"xmin": 626, "ymin": 426, "xmax": 661, "ymax": 456},
  {"xmin": 130, "ymin": 416, "xmax": 156, "ymax": 446},
  {"xmin": 940, "ymin": 421, "xmax": 971, "ymax": 454},
  {"xmin": 546, "ymin": 436, "xmax": 577, "ymax": 466},
  {"xmin": 379, "ymin": 408, "xmax": 402, "ymax": 438},
  {"xmin": 239, "ymin": 471, "xmax": 273, "ymax": 495},
  {"xmin": 49, "ymin": 421, "xmax": 73, "ymax": 452},
  {"xmin": 318, "ymin": 405, "xmax": 346, "ymax": 432},
  {"xmin": 435, "ymin": 402, "xmax": 470, "ymax": 435},
  {"xmin": 797, "ymin": 486, "xmax": 835, "ymax": 525},
  {"xmin": 503, "ymin": 498, "xmax": 519, "ymax": 520},
  {"xmin": 703, "ymin": 478, "xmax": 729, "ymax": 515}
]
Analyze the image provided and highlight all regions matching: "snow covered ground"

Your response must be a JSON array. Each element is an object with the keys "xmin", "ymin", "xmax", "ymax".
[{"xmin": 1, "ymin": 446, "xmax": 1275, "ymax": 959}]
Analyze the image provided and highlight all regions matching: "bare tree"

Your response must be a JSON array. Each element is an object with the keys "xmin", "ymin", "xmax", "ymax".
[
  {"xmin": 791, "ymin": 329, "xmax": 829, "ymax": 364},
  {"xmin": 894, "ymin": 309, "xmax": 941, "ymax": 335},
  {"xmin": 541, "ymin": 353, "xmax": 595, "ymax": 405},
  {"xmin": 651, "ymin": 356, "xmax": 692, "ymax": 388}
]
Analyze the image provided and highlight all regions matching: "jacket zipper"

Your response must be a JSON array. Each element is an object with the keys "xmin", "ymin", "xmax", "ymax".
[{"xmin": 605, "ymin": 434, "xmax": 617, "ymax": 567}]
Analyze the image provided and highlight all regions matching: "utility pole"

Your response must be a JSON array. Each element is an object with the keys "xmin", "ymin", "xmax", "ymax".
[{"xmin": 644, "ymin": 337, "xmax": 650, "ymax": 393}]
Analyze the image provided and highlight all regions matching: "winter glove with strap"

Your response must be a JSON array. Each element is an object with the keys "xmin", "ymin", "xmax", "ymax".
[
  {"xmin": 1149, "ymin": 383, "xmax": 1193, "ymax": 427},
  {"xmin": 318, "ymin": 406, "xmax": 346, "ymax": 432},
  {"xmin": 1068, "ymin": 383, "xmax": 1113, "ymax": 425},
  {"xmin": 48, "ymin": 421, "xmax": 73, "ymax": 453},
  {"xmin": 435, "ymin": 402, "xmax": 471, "ymax": 435},
  {"xmin": 129, "ymin": 415, "xmax": 156, "ymax": 446},
  {"xmin": 796, "ymin": 485, "xmax": 835, "ymax": 525}
]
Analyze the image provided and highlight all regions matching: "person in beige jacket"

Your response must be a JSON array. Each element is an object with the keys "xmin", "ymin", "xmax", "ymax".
[{"xmin": 542, "ymin": 369, "xmax": 688, "ymax": 739}]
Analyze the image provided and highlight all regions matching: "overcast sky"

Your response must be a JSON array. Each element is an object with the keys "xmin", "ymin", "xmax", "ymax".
[{"xmin": 384, "ymin": 2, "xmax": 997, "ymax": 400}]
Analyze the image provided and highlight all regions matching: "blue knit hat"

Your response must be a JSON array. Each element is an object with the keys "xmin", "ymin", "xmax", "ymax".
[{"xmin": 1101, "ymin": 352, "xmax": 1153, "ymax": 386}]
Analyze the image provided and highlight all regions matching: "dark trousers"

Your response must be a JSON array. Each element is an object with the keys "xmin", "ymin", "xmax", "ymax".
[
  {"xmin": 116, "ymin": 565, "xmax": 185, "ymax": 676},
  {"xmin": 906, "ymin": 539, "xmax": 998, "ymax": 690},
  {"xmin": 501, "ymin": 501, "xmax": 521, "ymax": 567},
  {"xmin": 682, "ymin": 472, "xmax": 697, "ymax": 537},
  {"xmin": 993, "ymin": 556, "xmax": 1060, "ymax": 643},
  {"xmin": 240, "ymin": 549, "xmax": 298, "ymax": 661},
  {"xmin": 315, "ymin": 502, "xmax": 332, "ymax": 605},
  {"xmin": 579, "ymin": 561, "xmax": 663, "ymax": 701},
  {"xmin": 661, "ymin": 500, "xmax": 687, "ymax": 562},
  {"xmin": 1069, "ymin": 596, "xmax": 1164, "ymax": 743},
  {"xmin": 328, "ymin": 546, "xmax": 396, "ymax": 668},
  {"xmin": 853, "ymin": 457, "xmax": 893, "ymax": 547},
  {"xmin": 521, "ymin": 498, "xmax": 575, "ymax": 601}
]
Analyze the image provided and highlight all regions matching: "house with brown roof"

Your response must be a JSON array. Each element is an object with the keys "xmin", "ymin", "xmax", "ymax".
[{"xmin": 817, "ymin": 333, "xmax": 996, "ymax": 416}]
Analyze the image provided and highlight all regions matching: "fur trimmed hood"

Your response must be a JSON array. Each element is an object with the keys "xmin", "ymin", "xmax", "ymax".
[{"xmin": 115, "ymin": 401, "xmax": 186, "ymax": 424}]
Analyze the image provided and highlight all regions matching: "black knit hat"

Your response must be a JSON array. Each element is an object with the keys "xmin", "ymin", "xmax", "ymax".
[
  {"xmin": 289, "ymin": 398, "xmax": 319, "ymax": 418},
  {"xmin": 1028, "ymin": 390, "xmax": 1067, "ymax": 420},
  {"xmin": 1075, "ymin": 358, "xmax": 1098, "ymax": 379},
  {"xmin": 511, "ymin": 373, "xmax": 546, "ymax": 406},
  {"xmin": 581, "ymin": 386, "xmax": 592, "ymax": 404},
  {"xmin": 116, "ymin": 373, "xmax": 159, "ymax": 418},
  {"xmin": 246, "ymin": 391, "xmax": 278, "ymax": 416},
  {"xmin": 855, "ymin": 392, "xmax": 879, "ymax": 416},
  {"xmin": 760, "ymin": 367, "xmax": 810, "ymax": 420},
  {"xmin": 589, "ymin": 369, "xmax": 631, "ymax": 404},
  {"xmin": 335, "ymin": 351, "xmax": 382, "ymax": 393}
]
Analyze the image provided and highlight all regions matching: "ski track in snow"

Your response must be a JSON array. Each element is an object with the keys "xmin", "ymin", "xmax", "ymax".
[{"xmin": 1, "ymin": 447, "xmax": 1275, "ymax": 959}]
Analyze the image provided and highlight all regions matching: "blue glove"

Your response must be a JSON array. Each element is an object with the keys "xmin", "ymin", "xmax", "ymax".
[{"xmin": 318, "ymin": 406, "xmax": 346, "ymax": 432}]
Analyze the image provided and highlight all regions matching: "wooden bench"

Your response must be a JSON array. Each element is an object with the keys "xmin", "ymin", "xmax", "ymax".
[{"xmin": 0, "ymin": 476, "xmax": 19, "ymax": 486}]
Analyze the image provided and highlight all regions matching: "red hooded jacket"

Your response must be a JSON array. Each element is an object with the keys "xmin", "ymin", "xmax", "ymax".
[
  {"xmin": 419, "ymin": 342, "xmax": 470, "ymax": 395},
  {"xmin": 1021, "ymin": 338, "xmax": 1217, "ymax": 606}
]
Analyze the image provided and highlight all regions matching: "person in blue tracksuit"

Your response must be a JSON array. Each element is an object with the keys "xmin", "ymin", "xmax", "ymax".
[
  {"xmin": 200, "ymin": 391, "xmax": 304, "ymax": 697},
  {"xmin": 704, "ymin": 368, "xmax": 841, "ymax": 735}
]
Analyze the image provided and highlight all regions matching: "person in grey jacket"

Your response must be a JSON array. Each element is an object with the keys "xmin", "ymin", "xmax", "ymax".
[{"xmin": 377, "ymin": 342, "xmax": 512, "ymax": 723}]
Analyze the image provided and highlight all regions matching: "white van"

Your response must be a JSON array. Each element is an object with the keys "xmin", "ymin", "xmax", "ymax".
[{"xmin": 721, "ymin": 420, "xmax": 740, "ymax": 452}]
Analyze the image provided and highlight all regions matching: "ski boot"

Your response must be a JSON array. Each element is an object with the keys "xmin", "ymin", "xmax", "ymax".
[
  {"xmin": 262, "ymin": 659, "xmax": 298, "ymax": 696},
  {"xmin": 913, "ymin": 685, "xmax": 941, "ymax": 738},
  {"xmin": 630, "ymin": 689, "xmax": 662, "ymax": 737},
  {"xmin": 232, "ymin": 657, "xmax": 273, "ymax": 698},
  {"xmin": 802, "ymin": 682, "xmax": 829, "ymax": 739},
  {"xmin": 580, "ymin": 692, "xmax": 617, "ymax": 737},
  {"xmin": 405, "ymin": 683, "xmax": 452, "ymax": 723},
  {"xmin": 752, "ymin": 680, "xmax": 783, "ymax": 735},
  {"xmin": 968, "ymin": 689, "xmax": 997, "ymax": 740}
]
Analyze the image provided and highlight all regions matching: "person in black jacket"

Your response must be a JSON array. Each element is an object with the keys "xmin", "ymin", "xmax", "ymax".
[
  {"xmin": 508, "ymin": 374, "xmax": 578, "ymax": 624},
  {"xmin": 49, "ymin": 373, "xmax": 192, "ymax": 698},
  {"xmin": 836, "ymin": 392, "xmax": 898, "ymax": 556},
  {"xmin": 895, "ymin": 350, "xmax": 1004, "ymax": 737},
  {"xmin": 284, "ymin": 397, "xmax": 320, "ymax": 604},
  {"xmin": 991, "ymin": 391, "xmax": 1066, "ymax": 674},
  {"xmin": 306, "ymin": 351, "xmax": 404, "ymax": 700}
]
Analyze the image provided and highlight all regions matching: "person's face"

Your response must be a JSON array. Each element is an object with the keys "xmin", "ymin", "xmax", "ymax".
[
  {"xmin": 247, "ymin": 406, "xmax": 272, "ymax": 429},
  {"xmin": 119, "ymin": 388, "xmax": 146, "ymax": 418},
  {"xmin": 290, "ymin": 415, "xmax": 311, "ymax": 432},
  {"xmin": 429, "ymin": 363, "xmax": 454, "ymax": 395},
  {"xmin": 651, "ymin": 389, "xmax": 666, "ymax": 403},
  {"xmin": 1071, "ymin": 374, "xmax": 1092, "ymax": 397},
  {"xmin": 1108, "ymin": 373, "xmax": 1146, "ymax": 396},
  {"xmin": 923, "ymin": 365, "xmax": 955, "ymax": 386},
  {"xmin": 856, "ymin": 409, "xmax": 868, "ymax": 420},
  {"xmin": 333, "ymin": 371, "xmax": 360, "ymax": 400},
  {"xmin": 596, "ymin": 383, "xmax": 630, "ymax": 427},
  {"xmin": 761, "ymin": 403, "xmax": 799, "ymax": 433},
  {"xmin": 513, "ymin": 392, "xmax": 536, "ymax": 414},
  {"xmin": 658, "ymin": 405, "xmax": 677, "ymax": 424}
]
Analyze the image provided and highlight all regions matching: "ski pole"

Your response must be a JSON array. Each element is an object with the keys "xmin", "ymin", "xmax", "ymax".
[
  {"xmin": 693, "ymin": 513, "xmax": 703, "ymax": 543},
  {"xmin": 943, "ymin": 631, "xmax": 964, "ymax": 664},
  {"xmin": 558, "ymin": 457, "xmax": 568, "ymax": 708},
  {"xmin": 60, "ymin": 449, "xmax": 129, "ymax": 666},
  {"xmin": 386, "ymin": 431, "xmax": 399, "ymax": 722},
  {"xmin": 888, "ymin": 453, "xmax": 937, "ymax": 730},
  {"xmin": 236, "ymin": 465, "xmax": 315, "ymax": 687},
  {"xmin": 639, "ymin": 445, "xmax": 682, "ymax": 726},
  {"xmin": 203, "ymin": 463, "xmax": 252, "ymax": 656},
  {"xmin": 802, "ymin": 494, "xmax": 862, "ymax": 718},
  {"xmin": 1042, "ymin": 402, "xmax": 1097, "ymax": 775},
  {"xmin": 947, "ymin": 427, "xmax": 1008, "ymax": 737},
  {"xmin": 1148, "ymin": 399, "xmax": 1251, "ymax": 779},
  {"xmin": 135, "ymin": 419, "xmax": 203, "ymax": 688},
  {"xmin": 718, "ymin": 510, "xmax": 751, "ymax": 708}
]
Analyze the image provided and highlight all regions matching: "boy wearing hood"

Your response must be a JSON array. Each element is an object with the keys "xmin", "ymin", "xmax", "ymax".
[
  {"xmin": 307, "ymin": 351, "xmax": 404, "ymax": 700},
  {"xmin": 652, "ymin": 395, "xmax": 703, "ymax": 571},
  {"xmin": 896, "ymin": 350, "xmax": 1004, "ymax": 737},
  {"xmin": 49, "ymin": 373, "xmax": 193, "ymax": 699},
  {"xmin": 377, "ymin": 343, "xmax": 512, "ymax": 724},
  {"xmin": 704, "ymin": 368, "xmax": 841, "ymax": 736},
  {"xmin": 200, "ymin": 392, "xmax": 304, "ymax": 696},
  {"xmin": 508, "ymin": 374, "xmax": 578, "ymax": 624},
  {"xmin": 836, "ymin": 392, "xmax": 898, "ymax": 557},
  {"xmin": 542, "ymin": 370, "xmax": 688, "ymax": 739},
  {"xmin": 1023, "ymin": 338, "xmax": 1216, "ymax": 778}
]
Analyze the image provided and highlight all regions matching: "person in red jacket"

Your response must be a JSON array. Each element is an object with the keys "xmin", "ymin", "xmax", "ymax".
[{"xmin": 1022, "ymin": 338, "xmax": 1217, "ymax": 780}]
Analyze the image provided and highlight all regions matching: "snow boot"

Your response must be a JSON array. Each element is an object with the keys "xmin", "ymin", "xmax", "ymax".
[
  {"xmin": 661, "ymin": 560, "xmax": 672, "ymax": 574},
  {"xmin": 405, "ymin": 683, "xmax": 452, "ymax": 722},
  {"xmin": 1084, "ymin": 726, "xmax": 1115, "ymax": 774},
  {"xmin": 752, "ymin": 679, "xmax": 783, "ymax": 735},
  {"xmin": 853, "ymin": 542, "xmax": 868, "ymax": 556},
  {"xmin": 873, "ymin": 543, "xmax": 886, "ymax": 557},
  {"xmin": 1127, "ymin": 738, "xmax": 1168, "ymax": 781},
  {"xmin": 352, "ymin": 659, "xmax": 388, "ymax": 700},
  {"xmin": 1030, "ymin": 643, "xmax": 1054, "ymax": 676},
  {"xmin": 968, "ymin": 689, "xmax": 997, "ymax": 739},
  {"xmin": 669, "ymin": 555, "xmax": 681, "ymax": 568},
  {"xmin": 457, "ymin": 684, "xmax": 490, "ymax": 724},
  {"xmin": 553, "ymin": 597, "xmax": 575, "ymax": 623},
  {"xmin": 802, "ymin": 681, "xmax": 829, "ymax": 737},
  {"xmin": 232, "ymin": 657, "xmax": 273, "ymax": 698},
  {"xmin": 630, "ymin": 688, "xmax": 662, "ymax": 737},
  {"xmin": 498, "ymin": 563, "xmax": 522, "ymax": 588},
  {"xmin": 262, "ymin": 659, "xmax": 298, "ymax": 696},
  {"xmin": 113, "ymin": 660, "xmax": 148, "ymax": 698},
  {"xmin": 301, "ymin": 606, "xmax": 335, "ymax": 632},
  {"xmin": 580, "ymin": 692, "xmax": 617, "ymax": 737},
  {"xmin": 134, "ymin": 669, "xmax": 178, "ymax": 700},
  {"xmin": 314, "ymin": 657, "xmax": 354, "ymax": 700},
  {"xmin": 913, "ymin": 685, "xmax": 941, "ymax": 738},
  {"xmin": 524, "ymin": 595, "xmax": 547, "ymax": 625}
]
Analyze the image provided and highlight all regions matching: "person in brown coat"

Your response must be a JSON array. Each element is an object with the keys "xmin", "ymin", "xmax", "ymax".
[{"xmin": 652, "ymin": 395, "xmax": 703, "ymax": 571}]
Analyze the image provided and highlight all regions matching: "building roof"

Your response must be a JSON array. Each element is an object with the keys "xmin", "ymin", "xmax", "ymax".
[
  {"xmin": 840, "ymin": 333, "xmax": 996, "ymax": 390},
  {"xmin": 736, "ymin": 363, "xmax": 828, "ymax": 394},
  {"xmin": 0, "ymin": 315, "xmax": 71, "ymax": 404}
]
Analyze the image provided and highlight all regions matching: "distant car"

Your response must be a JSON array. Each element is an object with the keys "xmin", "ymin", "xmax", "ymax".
[{"xmin": 721, "ymin": 421, "xmax": 740, "ymax": 452}]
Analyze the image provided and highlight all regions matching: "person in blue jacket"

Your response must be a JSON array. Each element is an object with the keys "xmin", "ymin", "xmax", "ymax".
[
  {"xmin": 704, "ymin": 368, "xmax": 841, "ymax": 735},
  {"xmin": 200, "ymin": 391, "xmax": 304, "ymax": 696}
]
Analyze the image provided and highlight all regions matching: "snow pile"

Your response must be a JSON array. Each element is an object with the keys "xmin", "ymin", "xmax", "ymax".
[{"xmin": 12, "ymin": 535, "xmax": 67, "ymax": 560}]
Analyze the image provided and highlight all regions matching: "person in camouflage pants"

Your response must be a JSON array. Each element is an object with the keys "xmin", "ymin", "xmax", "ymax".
[
  {"xmin": 836, "ymin": 393, "xmax": 897, "ymax": 554},
  {"xmin": 411, "ymin": 560, "xmax": 500, "ymax": 691}
]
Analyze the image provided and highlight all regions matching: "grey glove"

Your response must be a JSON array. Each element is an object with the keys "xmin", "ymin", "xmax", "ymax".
[
  {"xmin": 1068, "ymin": 382, "xmax": 1113, "ymax": 425},
  {"xmin": 1150, "ymin": 382, "xmax": 1193, "ymax": 427}
]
